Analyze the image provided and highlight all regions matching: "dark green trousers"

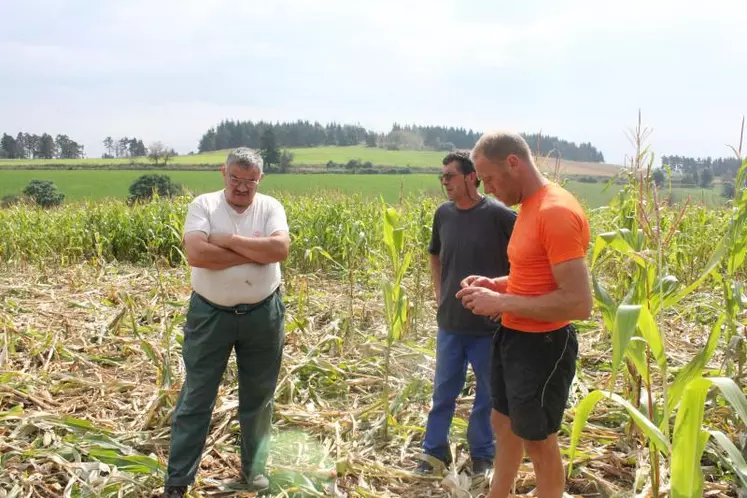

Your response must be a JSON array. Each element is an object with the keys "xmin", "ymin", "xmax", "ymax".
[{"xmin": 166, "ymin": 289, "xmax": 285, "ymax": 486}]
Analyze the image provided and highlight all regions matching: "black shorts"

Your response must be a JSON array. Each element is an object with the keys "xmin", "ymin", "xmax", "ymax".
[{"xmin": 491, "ymin": 324, "xmax": 578, "ymax": 441}]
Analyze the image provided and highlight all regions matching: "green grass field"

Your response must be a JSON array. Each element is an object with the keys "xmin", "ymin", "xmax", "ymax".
[
  {"xmin": 0, "ymin": 145, "xmax": 625, "ymax": 175},
  {"xmin": 0, "ymin": 170, "xmax": 726, "ymax": 207},
  {"xmin": 0, "ymin": 146, "xmax": 448, "ymax": 168}
]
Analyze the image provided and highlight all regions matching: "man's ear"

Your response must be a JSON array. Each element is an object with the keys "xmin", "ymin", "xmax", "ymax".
[{"xmin": 507, "ymin": 154, "xmax": 520, "ymax": 171}]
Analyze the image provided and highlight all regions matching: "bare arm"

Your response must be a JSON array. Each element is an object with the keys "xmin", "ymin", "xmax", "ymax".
[
  {"xmin": 183, "ymin": 232, "xmax": 255, "ymax": 270},
  {"xmin": 500, "ymin": 258, "xmax": 592, "ymax": 321},
  {"xmin": 209, "ymin": 231, "xmax": 290, "ymax": 264},
  {"xmin": 456, "ymin": 258, "xmax": 592, "ymax": 322},
  {"xmin": 429, "ymin": 254, "xmax": 442, "ymax": 302}
]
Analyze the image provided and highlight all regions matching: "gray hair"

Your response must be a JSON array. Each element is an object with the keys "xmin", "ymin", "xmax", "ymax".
[
  {"xmin": 225, "ymin": 147, "xmax": 263, "ymax": 173},
  {"xmin": 471, "ymin": 130, "xmax": 533, "ymax": 164}
]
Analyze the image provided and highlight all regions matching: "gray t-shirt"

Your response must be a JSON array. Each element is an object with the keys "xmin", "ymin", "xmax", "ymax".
[{"xmin": 428, "ymin": 196, "xmax": 516, "ymax": 336}]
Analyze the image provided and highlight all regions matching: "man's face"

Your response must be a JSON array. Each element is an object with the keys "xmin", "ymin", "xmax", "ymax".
[
  {"xmin": 440, "ymin": 161, "xmax": 470, "ymax": 202},
  {"xmin": 473, "ymin": 153, "xmax": 520, "ymax": 206},
  {"xmin": 222, "ymin": 163, "xmax": 262, "ymax": 208}
]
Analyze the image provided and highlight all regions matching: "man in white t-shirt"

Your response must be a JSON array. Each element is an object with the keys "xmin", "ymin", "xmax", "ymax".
[{"xmin": 164, "ymin": 147, "xmax": 290, "ymax": 498}]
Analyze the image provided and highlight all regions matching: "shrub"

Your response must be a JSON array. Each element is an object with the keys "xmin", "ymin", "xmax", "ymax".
[
  {"xmin": 128, "ymin": 174, "xmax": 183, "ymax": 203},
  {"xmin": 22, "ymin": 180, "xmax": 64, "ymax": 208}
]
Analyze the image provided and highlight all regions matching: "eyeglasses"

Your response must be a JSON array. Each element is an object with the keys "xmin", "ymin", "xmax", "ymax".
[
  {"xmin": 439, "ymin": 172, "xmax": 466, "ymax": 182},
  {"xmin": 438, "ymin": 171, "xmax": 474, "ymax": 182},
  {"xmin": 228, "ymin": 174, "xmax": 260, "ymax": 187}
]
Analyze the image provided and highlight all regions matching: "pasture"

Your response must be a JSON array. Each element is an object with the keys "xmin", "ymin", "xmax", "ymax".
[
  {"xmin": 0, "ymin": 170, "xmax": 727, "ymax": 208},
  {"xmin": 0, "ymin": 146, "xmax": 623, "ymax": 176}
]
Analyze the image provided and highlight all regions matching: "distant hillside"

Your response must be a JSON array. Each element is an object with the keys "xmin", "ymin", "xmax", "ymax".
[{"xmin": 198, "ymin": 119, "xmax": 606, "ymax": 163}]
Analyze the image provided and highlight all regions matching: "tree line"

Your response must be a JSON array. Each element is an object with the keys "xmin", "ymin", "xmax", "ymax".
[
  {"xmin": 661, "ymin": 155, "xmax": 742, "ymax": 181},
  {"xmin": 199, "ymin": 120, "xmax": 370, "ymax": 152},
  {"xmin": 0, "ymin": 132, "xmax": 85, "ymax": 160},
  {"xmin": 103, "ymin": 136, "xmax": 147, "ymax": 158},
  {"xmin": 102, "ymin": 137, "xmax": 177, "ymax": 165},
  {"xmin": 197, "ymin": 120, "xmax": 607, "ymax": 162}
]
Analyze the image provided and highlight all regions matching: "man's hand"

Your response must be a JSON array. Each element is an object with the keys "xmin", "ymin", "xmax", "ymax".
[
  {"xmin": 455, "ymin": 286, "xmax": 507, "ymax": 317},
  {"xmin": 458, "ymin": 259, "xmax": 592, "ymax": 323},
  {"xmin": 460, "ymin": 275, "xmax": 508, "ymax": 293}
]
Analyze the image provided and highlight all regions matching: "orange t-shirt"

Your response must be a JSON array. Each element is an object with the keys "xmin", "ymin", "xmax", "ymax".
[{"xmin": 502, "ymin": 183, "xmax": 590, "ymax": 333}]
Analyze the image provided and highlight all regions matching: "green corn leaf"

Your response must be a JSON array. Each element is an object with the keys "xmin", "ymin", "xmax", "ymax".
[
  {"xmin": 626, "ymin": 338, "xmax": 651, "ymax": 384},
  {"xmin": 666, "ymin": 239, "xmax": 726, "ymax": 308},
  {"xmin": 668, "ymin": 314, "xmax": 725, "ymax": 412},
  {"xmin": 568, "ymin": 390, "xmax": 669, "ymax": 476},
  {"xmin": 709, "ymin": 430, "xmax": 747, "ymax": 488},
  {"xmin": 610, "ymin": 304, "xmax": 642, "ymax": 386},
  {"xmin": 59, "ymin": 415, "xmax": 112, "ymax": 434},
  {"xmin": 637, "ymin": 304, "xmax": 666, "ymax": 371},
  {"xmin": 591, "ymin": 229, "xmax": 648, "ymax": 269},
  {"xmin": 139, "ymin": 339, "xmax": 160, "ymax": 368},
  {"xmin": 648, "ymin": 274, "xmax": 680, "ymax": 315},
  {"xmin": 87, "ymin": 448, "xmax": 163, "ymax": 474},
  {"xmin": 0, "ymin": 404, "xmax": 24, "ymax": 420},
  {"xmin": 671, "ymin": 377, "xmax": 711, "ymax": 498},
  {"xmin": 671, "ymin": 376, "xmax": 747, "ymax": 498},
  {"xmin": 592, "ymin": 276, "xmax": 615, "ymax": 332},
  {"xmin": 708, "ymin": 377, "xmax": 747, "ymax": 426}
]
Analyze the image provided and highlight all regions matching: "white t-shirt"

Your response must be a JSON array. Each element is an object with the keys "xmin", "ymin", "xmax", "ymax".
[{"xmin": 183, "ymin": 190, "xmax": 289, "ymax": 306}]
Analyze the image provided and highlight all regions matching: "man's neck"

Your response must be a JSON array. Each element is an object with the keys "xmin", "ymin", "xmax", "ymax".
[
  {"xmin": 519, "ymin": 169, "xmax": 549, "ymax": 204},
  {"xmin": 223, "ymin": 190, "xmax": 252, "ymax": 214},
  {"xmin": 454, "ymin": 193, "xmax": 483, "ymax": 210}
]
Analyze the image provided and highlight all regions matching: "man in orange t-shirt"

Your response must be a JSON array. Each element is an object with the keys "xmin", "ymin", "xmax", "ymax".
[{"xmin": 456, "ymin": 131, "xmax": 592, "ymax": 498}]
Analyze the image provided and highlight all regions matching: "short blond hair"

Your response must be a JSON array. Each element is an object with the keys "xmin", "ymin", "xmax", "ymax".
[{"xmin": 471, "ymin": 130, "xmax": 533, "ymax": 164}]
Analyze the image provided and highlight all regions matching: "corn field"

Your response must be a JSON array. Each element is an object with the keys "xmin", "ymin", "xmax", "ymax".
[{"xmin": 1, "ymin": 152, "xmax": 746, "ymax": 497}]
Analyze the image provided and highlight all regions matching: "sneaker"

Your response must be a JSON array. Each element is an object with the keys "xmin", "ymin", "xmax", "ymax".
[
  {"xmin": 248, "ymin": 474, "xmax": 270, "ymax": 491},
  {"xmin": 224, "ymin": 474, "xmax": 270, "ymax": 492},
  {"xmin": 163, "ymin": 486, "xmax": 187, "ymax": 498},
  {"xmin": 472, "ymin": 459, "xmax": 493, "ymax": 474},
  {"xmin": 415, "ymin": 454, "xmax": 451, "ymax": 475}
]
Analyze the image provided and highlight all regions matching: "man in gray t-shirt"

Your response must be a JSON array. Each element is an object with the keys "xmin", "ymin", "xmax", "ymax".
[{"xmin": 418, "ymin": 151, "xmax": 516, "ymax": 475}]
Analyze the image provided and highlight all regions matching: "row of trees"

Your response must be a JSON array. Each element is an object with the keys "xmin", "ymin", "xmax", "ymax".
[
  {"xmin": 199, "ymin": 120, "xmax": 370, "ymax": 152},
  {"xmin": 103, "ymin": 136, "xmax": 147, "ymax": 158},
  {"xmin": 661, "ymin": 155, "xmax": 743, "ymax": 181},
  {"xmin": 0, "ymin": 132, "xmax": 177, "ymax": 165},
  {"xmin": 0, "ymin": 132, "xmax": 85, "ymax": 159},
  {"xmin": 652, "ymin": 167, "xmax": 715, "ymax": 188},
  {"xmin": 384, "ymin": 125, "xmax": 606, "ymax": 162},
  {"xmin": 197, "ymin": 120, "xmax": 607, "ymax": 162}
]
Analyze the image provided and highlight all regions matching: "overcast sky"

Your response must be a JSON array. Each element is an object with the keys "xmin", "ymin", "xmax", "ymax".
[{"xmin": 1, "ymin": 0, "xmax": 745, "ymax": 164}]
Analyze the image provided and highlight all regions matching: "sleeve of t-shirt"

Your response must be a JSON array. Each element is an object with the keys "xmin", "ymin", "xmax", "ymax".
[
  {"xmin": 265, "ymin": 198, "xmax": 289, "ymax": 236},
  {"xmin": 427, "ymin": 209, "xmax": 441, "ymax": 255},
  {"xmin": 539, "ymin": 205, "xmax": 589, "ymax": 265},
  {"xmin": 183, "ymin": 197, "xmax": 210, "ymax": 235}
]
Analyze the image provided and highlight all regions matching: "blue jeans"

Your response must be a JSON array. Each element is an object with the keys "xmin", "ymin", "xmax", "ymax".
[{"xmin": 423, "ymin": 329, "xmax": 494, "ymax": 462}]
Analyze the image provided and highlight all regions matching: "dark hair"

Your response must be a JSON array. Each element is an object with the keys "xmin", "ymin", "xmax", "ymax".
[{"xmin": 443, "ymin": 151, "xmax": 480, "ymax": 187}]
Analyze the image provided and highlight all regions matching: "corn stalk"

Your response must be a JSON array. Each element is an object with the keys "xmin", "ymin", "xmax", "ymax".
[
  {"xmin": 571, "ymin": 115, "xmax": 747, "ymax": 494},
  {"xmin": 380, "ymin": 204, "xmax": 411, "ymax": 441}
]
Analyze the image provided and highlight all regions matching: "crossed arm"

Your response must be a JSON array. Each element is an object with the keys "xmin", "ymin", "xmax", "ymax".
[
  {"xmin": 456, "ymin": 258, "xmax": 592, "ymax": 322},
  {"xmin": 183, "ymin": 231, "xmax": 290, "ymax": 270}
]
